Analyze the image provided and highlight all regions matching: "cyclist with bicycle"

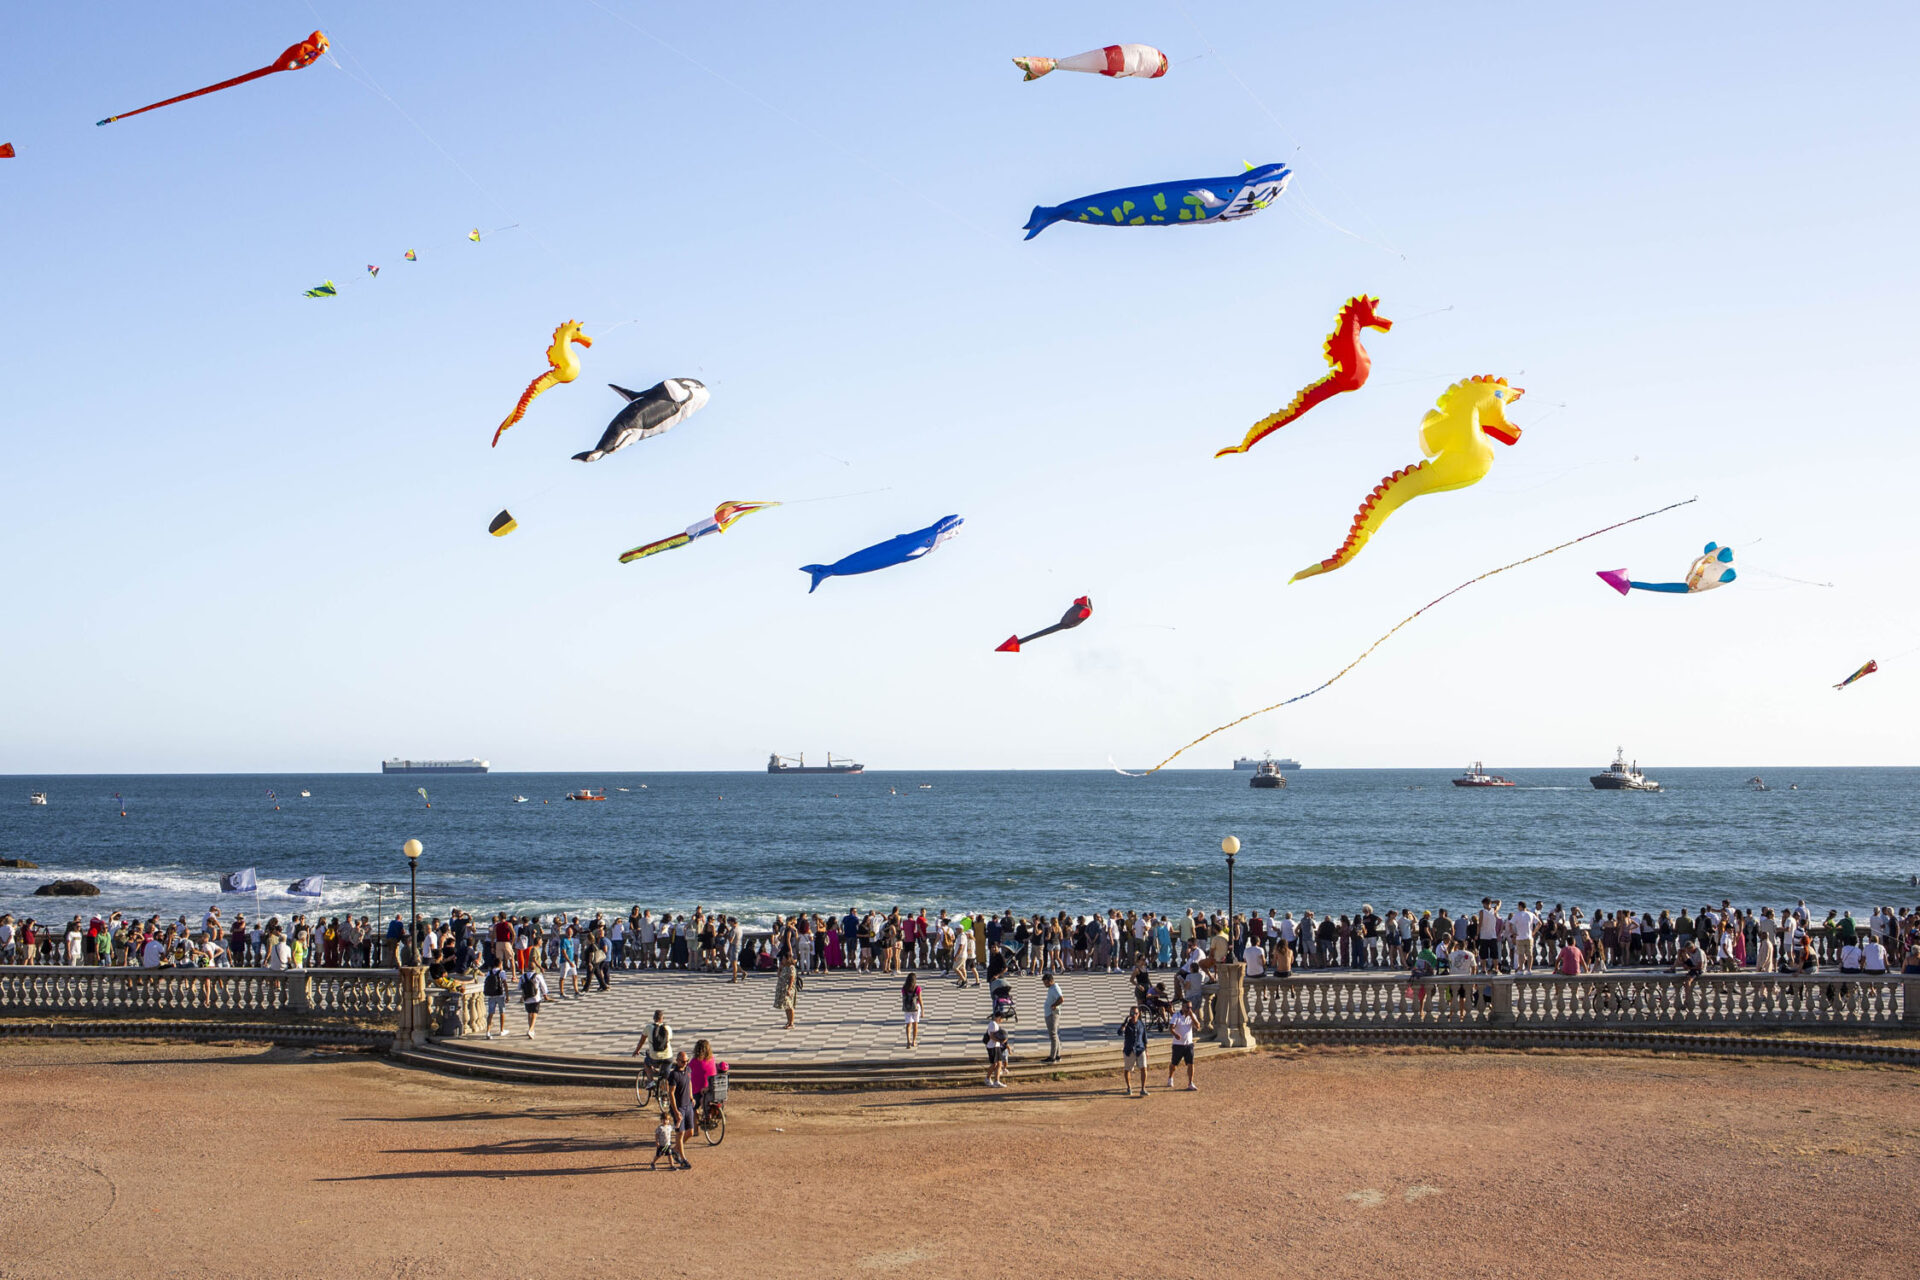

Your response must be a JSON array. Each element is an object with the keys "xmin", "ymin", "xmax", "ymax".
[{"xmin": 631, "ymin": 1008, "xmax": 674, "ymax": 1095}]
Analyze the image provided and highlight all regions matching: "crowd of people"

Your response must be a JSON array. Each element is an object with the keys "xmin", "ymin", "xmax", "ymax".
[{"xmin": 4, "ymin": 898, "xmax": 1918, "ymax": 984}]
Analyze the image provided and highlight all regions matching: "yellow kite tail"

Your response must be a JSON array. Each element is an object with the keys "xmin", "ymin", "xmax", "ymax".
[
  {"xmin": 1290, "ymin": 460, "xmax": 1432, "ymax": 582},
  {"xmin": 619, "ymin": 532, "xmax": 692, "ymax": 564},
  {"xmin": 493, "ymin": 369, "xmax": 560, "ymax": 447}
]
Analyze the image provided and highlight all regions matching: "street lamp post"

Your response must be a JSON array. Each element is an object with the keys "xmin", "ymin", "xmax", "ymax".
[
  {"xmin": 403, "ymin": 839, "xmax": 422, "ymax": 966},
  {"xmin": 1221, "ymin": 835, "xmax": 1239, "ymax": 928}
]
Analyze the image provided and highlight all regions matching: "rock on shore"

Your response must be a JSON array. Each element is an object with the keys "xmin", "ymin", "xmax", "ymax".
[
  {"xmin": 33, "ymin": 879, "xmax": 99, "ymax": 896},
  {"xmin": 0, "ymin": 858, "xmax": 40, "ymax": 869}
]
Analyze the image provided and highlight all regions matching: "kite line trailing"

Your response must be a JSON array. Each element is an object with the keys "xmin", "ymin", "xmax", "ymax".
[{"xmin": 1118, "ymin": 496, "xmax": 1698, "ymax": 776}]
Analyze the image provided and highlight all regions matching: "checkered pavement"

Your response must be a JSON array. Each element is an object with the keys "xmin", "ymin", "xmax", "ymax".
[{"xmin": 480, "ymin": 966, "xmax": 1146, "ymax": 1064}]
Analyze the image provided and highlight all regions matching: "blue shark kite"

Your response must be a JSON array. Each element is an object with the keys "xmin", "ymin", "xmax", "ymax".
[
  {"xmin": 801, "ymin": 515, "xmax": 964, "ymax": 593},
  {"xmin": 1023, "ymin": 162, "xmax": 1291, "ymax": 239},
  {"xmin": 1596, "ymin": 542, "xmax": 1736, "ymax": 596}
]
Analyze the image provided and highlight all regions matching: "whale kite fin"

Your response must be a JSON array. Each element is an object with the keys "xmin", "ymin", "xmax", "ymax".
[
  {"xmin": 995, "ymin": 635, "xmax": 1021, "ymax": 653},
  {"xmin": 801, "ymin": 564, "xmax": 831, "ymax": 593},
  {"xmin": 1023, "ymin": 205, "xmax": 1065, "ymax": 240},
  {"xmin": 609, "ymin": 384, "xmax": 643, "ymax": 402},
  {"xmin": 1596, "ymin": 569, "xmax": 1633, "ymax": 596}
]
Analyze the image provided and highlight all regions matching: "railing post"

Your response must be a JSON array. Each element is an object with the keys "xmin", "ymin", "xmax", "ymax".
[
  {"xmin": 1490, "ymin": 977, "xmax": 1514, "ymax": 1025},
  {"xmin": 393, "ymin": 966, "xmax": 431, "ymax": 1049},
  {"xmin": 1905, "ymin": 978, "xmax": 1920, "ymax": 1027},
  {"xmin": 289, "ymin": 972, "xmax": 313, "ymax": 1015},
  {"xmin": 1214, "ymin": 962, "xmax": 1257, "ymax": 1049}
]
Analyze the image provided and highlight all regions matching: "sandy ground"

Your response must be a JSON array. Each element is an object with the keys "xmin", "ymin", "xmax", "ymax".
[{"xmin": 4, "ymin": 1039, "xmax": 1916, "ymax": 1279}]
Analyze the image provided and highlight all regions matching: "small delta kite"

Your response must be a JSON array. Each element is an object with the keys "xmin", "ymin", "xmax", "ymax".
[
  {"xmin": 1596, "ymin": 543, "xmax": 1735, "ymax": 596},
  {"xmin": 97, "ymin": 31, "xmax": 329, "ymax": 126},
  {"xmin": 488, "ymin": 510, "xmax": 518, "ymax": 537},
  {"xmin": 493, "ymin": 320, "xmax": 591, "ymax": 447},
  {"xmin": 1013, "ymin": 44, "xmax": 1168, "ymax": 81},
  {"xmin": 1216, "ymin": 295, "xmax": 1391, "ymax": 458},
  {"xmin": 619, "ymin": 500, "xmax": 780, "ymax": 564},
  {"xmin": 1024, "ymin": 162, "xmax": 1291, "ymax": 239},
  {"xmin": 801, "ymin": 516, "xmax": 964, "ymax": 593},
  {"xmin": 996, "ymin": 597, "xmax": 1093, "ymax": 652}
]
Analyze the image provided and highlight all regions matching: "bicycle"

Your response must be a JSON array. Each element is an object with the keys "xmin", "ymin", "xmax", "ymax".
[
  {"xmin": 696, "ymin": 1073, "xmax": 727, "ymax": 1146},
  {"xmin": 633, "ymin": 1056, "xmax": 669, "ymax": 1108}
]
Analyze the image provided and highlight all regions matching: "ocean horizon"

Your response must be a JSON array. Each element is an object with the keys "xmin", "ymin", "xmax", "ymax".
[{"xmin": 5, "ymin": 767, "xmax": 1915, "ymax": 929}]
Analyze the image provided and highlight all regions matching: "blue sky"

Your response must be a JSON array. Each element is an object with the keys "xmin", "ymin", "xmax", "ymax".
[{"xmin": 3, "ymin": 1, "xmax": 1916, "ymax": 771}]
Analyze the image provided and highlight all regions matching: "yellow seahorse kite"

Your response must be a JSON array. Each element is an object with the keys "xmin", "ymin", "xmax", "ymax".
[
  {"xmin": 492, "ymin": 320, "xmax": 592, "ymax": 448},
  {"xmin": 1292, "ymin": 375, "xmax": 1523, "ymax": 582}
]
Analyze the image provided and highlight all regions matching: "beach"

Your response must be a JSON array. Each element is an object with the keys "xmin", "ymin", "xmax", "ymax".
[{"xmin": 5, "ymin": 1037, "xmax": 1915, "ymax": 1278}]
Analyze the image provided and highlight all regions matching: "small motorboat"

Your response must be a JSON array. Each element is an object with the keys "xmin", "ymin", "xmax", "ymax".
[
  {"xmin": 565, "ymin": 788, "xmax": 607, "ymax": 802},
  {"xmin": 1250, "ymin": 759, "xmax": 1287, "ymax": 789},
  {"xmin": 299, "ymin": 789, "xmax": 311, "ymax": 798},
  {"xmin": 615, "ymin": 787, "xmax": 630, "ymax": 792},
  {"xmin": 28, "ymin": 792, "xmax": 48, "ymax": 806},
  {"xmin": 1748, "ymin": 776, "xmax": 1769, "ymax": 792},
  {"xmin": 512, "ymin": 795, "xmax": 530, "ymax": 804},
  {"xmin": 918, "ymin": 784, "xmax": 933, "ymax": 790},
  {"xmin": 1452, "ymin": 762, "xmax": 1515, "ymax": 788}
]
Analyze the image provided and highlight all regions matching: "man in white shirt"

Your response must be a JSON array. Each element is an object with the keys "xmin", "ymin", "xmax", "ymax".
[
  {"xmin": 1243, "ymin": 937, "xmax": 1265, "ymax": 979},
  {"xmin": 1511, "ymin": 905, "xmax": 1538, "ymax": 973},
  {"xmin": 140, "ymin": 934, "xmax": 165, "ymax": 968},
  {"xmin": 609, "ymin": 916, "xmax": 627, "ymax": 968},
  {"xmin": 638, "ymin": 912, "xmax": 657, "ymax": 968},
  {"xmin": 1166, "ymin": 1001, "xmax": 1198, "ymax": 1091},
  {"xmin": 1838, "ymin": 940, "xmax": 1864, "ymax": 973},
  {"xmin": 1860, "ymin": 938, "xmax": 1889, "ymax": 973},
  {"xmin": 1476, "ymin": 898, "xmax": 1501, "ymax": 966},
  {"xmin": 266, "ymin": 934, "xmax": 292, "ymax": 970}
]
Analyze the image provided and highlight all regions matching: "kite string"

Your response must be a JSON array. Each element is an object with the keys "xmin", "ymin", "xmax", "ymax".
[{"xmin": 1127, "ymin": 496, "xmax": 1699, "ymax": 776}]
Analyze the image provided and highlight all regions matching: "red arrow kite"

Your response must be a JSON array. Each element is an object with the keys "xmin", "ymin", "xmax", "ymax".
[{"xmin": 996, "ymin": 596, "xmax": 1093, "ymax": 652}]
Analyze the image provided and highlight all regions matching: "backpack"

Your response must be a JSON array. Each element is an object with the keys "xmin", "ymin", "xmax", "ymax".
[
  {"xmin": 519, "ymin": 972, "xmax": 537, "ymax": 1001},
  {"xmin": 651, "ymin": 1024, "xmax": 670, "ymax": 1052},
  {"xmin": 484, "ymin": 969, "xmax": 505, "ymax": 997}
]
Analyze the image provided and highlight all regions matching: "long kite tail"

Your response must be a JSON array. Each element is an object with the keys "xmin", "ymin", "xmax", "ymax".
[
  {"xmin": 1214, "ymin": 376, "xmax": 1341, "ymax": 458},
  {"xmin": 619, "ymin": 533, "xmax": 692, "ymax": 564},
  {"xmin": 1122, "ymin": 497, "xmax": 1699, "ymax": 776},
  {"xmin": 1290, "ymin": 460, "xmax": 1429, "ymax": 582},
  {"xmin": 96, "ymin": 33, "xmax": 326, "ymax": 126},
  {"xmin": 492, "ymin": 370, "xmax": 560, "ymax": 447}
]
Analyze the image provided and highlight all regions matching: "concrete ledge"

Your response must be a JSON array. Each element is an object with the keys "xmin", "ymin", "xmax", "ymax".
[{"xmin": 0, "ymin": 1019, "xmax": 391, "ymax": 1048}]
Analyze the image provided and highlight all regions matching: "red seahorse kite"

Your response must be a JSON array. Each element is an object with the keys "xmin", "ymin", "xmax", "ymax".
[
  {"xmin": 1214, "ymin": 294, "xmax": 1391, "ymax": 458},
  {"xmin": 492, "ymin": 320, "xmax": 592, "ymax": 447},
  {"xmin": 96, "ymin": 32, "xmax": 329, "ymax": 127}
]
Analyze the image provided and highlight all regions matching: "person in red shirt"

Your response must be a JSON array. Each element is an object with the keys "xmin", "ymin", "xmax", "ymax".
[{"xmin": 492, "ymin": 913, "xmax": 515, "ymax": 972}]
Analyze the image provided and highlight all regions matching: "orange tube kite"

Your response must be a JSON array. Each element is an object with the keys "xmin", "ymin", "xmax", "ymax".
[{"xmin": 97, "ymin": 32, "xmax": 329, "ymax": 127}]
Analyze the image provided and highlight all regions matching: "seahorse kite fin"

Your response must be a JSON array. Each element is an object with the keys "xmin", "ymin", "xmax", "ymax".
[
  {"xmin": 97, "ymin": 32, "xmax": 328, "ymax": 126},
  {"xmin": 1216, "ymin": 295, "xmax": 1391, "ymax": 458},
  {"xmin": 492, "ymin": 320, "xmax": 591, "ymax": 447},
  {"xmin": 996, "ymin": 596, "xmax": 1093, "ymax": 652}
]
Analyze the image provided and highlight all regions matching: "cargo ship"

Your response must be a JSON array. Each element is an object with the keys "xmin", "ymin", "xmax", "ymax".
[
  {"xmin": 768, "ymin": 752, "xmax": 864, "ymax": 775},
  {"xmin": 381, "ymin": 758, "xmax": 489, "ymax": 774},
  {"xmin": 1233, "ymin": 753, "xmax": 1301, "ymax": 771}
]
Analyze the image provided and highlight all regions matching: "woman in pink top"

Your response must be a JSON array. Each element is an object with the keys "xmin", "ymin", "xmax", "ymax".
[{"xmin": 689, "ymin": 1039, "xmax": 721, "ymax": 1097}]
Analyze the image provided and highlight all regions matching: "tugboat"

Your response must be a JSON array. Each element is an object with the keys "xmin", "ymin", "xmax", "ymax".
[
  {"xmin": 1452, "ymin": 762, "xmax": 1515, "ymax": 788},
  {"xmin": 1590, "ymin": 748, "xmax": 1660, "ymax": 792},
  {"xmin": 1249, "ymin": 759, "xmax": 1288, "ymax": 789},
  {"xmin": 564, "ymin": 787, "xmax": 607, "ymax": 802}
]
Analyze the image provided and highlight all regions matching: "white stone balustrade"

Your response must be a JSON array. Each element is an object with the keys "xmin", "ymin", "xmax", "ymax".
[{"xmin": 0, "ymin": 966, "xmax": 401, "ymax": 1020}]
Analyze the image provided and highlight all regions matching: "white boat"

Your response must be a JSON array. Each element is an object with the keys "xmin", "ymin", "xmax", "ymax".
[
  {"xmin": 918, "ymin": 784, "xmax": 933, "ymax": 790},
  {"xmin": 512, "ymin": 795, "xmax": 530, "ymax": 804},
  {"xmin": 1590, "ymin": 747, "xmax": 1660, "ymax": 792},
  {"xmin": 299, "ymin": 789, "xmax": 311, "ymax": 798},
  {"xmin": 1452, "ymin": 762, "xmax": 1515, "ymax": 788},
  {"xmin": 28, "ymin": 792, "xmax": 48, "ymax": 806}
]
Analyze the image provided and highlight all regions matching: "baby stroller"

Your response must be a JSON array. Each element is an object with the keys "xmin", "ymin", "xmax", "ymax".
[{"xmin": 989, "ymin": 979, "xmax": 1018, "ymax": 1024}]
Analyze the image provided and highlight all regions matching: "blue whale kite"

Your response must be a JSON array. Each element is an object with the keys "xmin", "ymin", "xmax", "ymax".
[
  {"xmin": 801, "ymin": 515, "xmax": 964, "ymax": 593},
  {"xmin": 1023, "ymin": 162, "xmax": 1291, "ymax": 239}
]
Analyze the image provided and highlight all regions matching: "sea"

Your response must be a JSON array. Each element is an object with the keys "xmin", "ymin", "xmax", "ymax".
[{"xmin": 2, "ymin": 769, "xmax": 1915, "ymax": 928}]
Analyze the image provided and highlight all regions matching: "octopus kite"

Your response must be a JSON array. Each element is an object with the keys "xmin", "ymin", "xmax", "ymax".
[
  {"xmin": 996, "ymin": 597, "xmax": 1093, "ymax": 652},
  {"xmin": 1292, "ymin": 375, "xmax": 1523, "ymax": 583},
  {"xmin": 1596, "ymin": 543, "xmax": 1735, "ymax": 596},
  {"xmin": 619, "ymin": 500, "xmax": 780, "ymax": 564},
  {"xmin": 1834, "ymin": 660, "xmax": 1878, "ymax": 690},
  {"xmin": 1013, "ymin": 45, "xmax": 1168, "ymax": 81},
  {"xmin": 97, "ymin": 32, "xmax": 329, "ymax": 126},
  {"xmin": 1215, "ymin": 295, "xmax": 1391, "ymax": 458},
  {"xmin": 492, "ymin": 320, "xmax": 592, "ymax": 447}
]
